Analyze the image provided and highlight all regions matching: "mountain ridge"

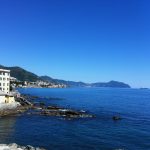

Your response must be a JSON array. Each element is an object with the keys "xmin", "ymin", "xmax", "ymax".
[{"xmin": 0, "ymin": 65, "xmax": 131, "ymax": 88}]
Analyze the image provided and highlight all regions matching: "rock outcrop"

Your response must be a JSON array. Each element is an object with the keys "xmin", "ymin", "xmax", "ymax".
[{"xmin": 0, "ymin": 143, "xmax": 46, "ymax": 150}]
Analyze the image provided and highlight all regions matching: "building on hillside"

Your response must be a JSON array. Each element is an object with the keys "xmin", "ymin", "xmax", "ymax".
[{"xmin": 0, "ymin": 69, "xmax": 10, "ymax": 94}]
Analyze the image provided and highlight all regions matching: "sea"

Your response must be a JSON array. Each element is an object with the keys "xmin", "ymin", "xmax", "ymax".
[{"xmin": 0, "ymin": 87, "xmax": 150, "ymax": 150}]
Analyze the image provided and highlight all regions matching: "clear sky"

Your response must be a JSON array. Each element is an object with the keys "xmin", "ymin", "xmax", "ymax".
[{"xmin": 0, "ymin": 0, "xmax": 150, "ymax": 88}]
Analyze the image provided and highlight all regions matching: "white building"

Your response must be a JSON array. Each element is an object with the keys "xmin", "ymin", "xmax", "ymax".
[
  {"xmin": 10, "ymin": 76, "xmax": 17, "ymax": 82},
  {"xmin": 0, "ymin": 69, "xmax": 10, "ymax": 94},
  {"xmin": 0, "ymin": 91, "xmax": 6, "ymax": 103},
  {"xmin": 0, "ymin": 90, "xmax": 15, "ymax": 103},
  {"xmin": 0, "ymin": 69, "xmax": 20, "ymax": 109},
  {"xmin": 0, "ymin": 90, "xmax": 18, "ymax": 109}
]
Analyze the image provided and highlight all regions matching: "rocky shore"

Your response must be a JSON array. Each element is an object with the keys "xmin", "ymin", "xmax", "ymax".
[
  {"xmin": 32, "ymin": 105, "xmax": 94, "ymax": 118},
  {"xmin": 0, "ymin": 143, "xmax": 124, "ymax": 150},
  {"xmin": 0, "ymin": 94, "xmax": 122, "ymax": 120},
  {"xmin": 0, "ymin": 106, "xmax": 31, "ymax": 117},
  {"xmin": 0, "ymin": 94, "xmax": 95, "ymax": 119},
  {"xmin": 0, "ymin": 143, "xmax": 45, "ymax": 150}
]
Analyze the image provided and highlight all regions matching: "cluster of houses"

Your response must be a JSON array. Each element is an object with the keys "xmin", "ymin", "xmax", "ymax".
[
  {"xmin": 0, "ymin": 69, "xmax": 16, "ymax": 105},
  {"xmin": 23, "ymin": 81, "xmax": 67, "ymax": 88},
  {"xmin": 11, "ymin": 79, "xmax": 67, "ymax": 88}
]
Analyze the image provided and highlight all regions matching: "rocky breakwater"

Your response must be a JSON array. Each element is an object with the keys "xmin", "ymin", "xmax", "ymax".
[
  {"xmin": 22, "ymin": 94, "xmax": 95, "ymax": 119},
  {"xmin": 36, "ymin": 105, "xmax": 95, "ymax": 119},
  {"xmin": 28, "ymin": 103, "xmax": 95, "ymax": 119},
  {"xmin": 0, "ymin": 143, "xmax": 46, "ymax": 150}
]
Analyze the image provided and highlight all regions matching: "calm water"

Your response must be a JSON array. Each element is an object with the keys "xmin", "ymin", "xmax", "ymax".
[{"xmin": 0, "ymin": 88, "xmax": 150, "ymax": 150}]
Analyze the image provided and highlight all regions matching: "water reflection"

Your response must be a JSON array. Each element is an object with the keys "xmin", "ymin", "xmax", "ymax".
[{"xmin": 0, "ymin": 117, "xmax": 16, "ymax": 143}]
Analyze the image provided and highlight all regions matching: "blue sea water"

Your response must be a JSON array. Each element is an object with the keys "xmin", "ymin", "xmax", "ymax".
[{"xmin": 0, "ymin": 88, "xmax": 150, "ymax": 150}]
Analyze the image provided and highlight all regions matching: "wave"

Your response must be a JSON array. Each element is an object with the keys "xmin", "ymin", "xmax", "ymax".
[{"xmin": 0, "ymin": 143, "xmax": 45, "ymax": 150}]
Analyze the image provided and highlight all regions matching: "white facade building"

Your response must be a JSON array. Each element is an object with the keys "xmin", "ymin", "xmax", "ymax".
[
  {"xmin": 0, "ymin": 69, "xmax": 10, "ymax": 94},
  {"xmin": 0, "ymin": 90, "xmax": 18, "ymax": 108}
]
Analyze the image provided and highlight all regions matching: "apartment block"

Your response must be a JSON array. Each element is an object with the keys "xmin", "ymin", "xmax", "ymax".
[{"xmin": 0, "ymin": 69, "xmax": 10, "ymax": 94}]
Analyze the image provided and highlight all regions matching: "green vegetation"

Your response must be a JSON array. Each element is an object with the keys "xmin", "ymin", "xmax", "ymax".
[
  {"xmin": 0, "ymin": 65, "xmax": 131, "ymax": 88},
  {"xmin": 0, "ymin": 65, "xmax": 39, "ymax": 82}
]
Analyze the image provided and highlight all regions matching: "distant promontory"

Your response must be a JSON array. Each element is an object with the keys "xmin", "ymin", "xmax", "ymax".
[{"xmin": 0, "ymin": 65, "xmax": 131, "ymax": 88}]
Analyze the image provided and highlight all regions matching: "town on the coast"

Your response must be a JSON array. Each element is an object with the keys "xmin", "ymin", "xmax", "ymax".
[
  {"xmin": 0, "ymin": 68, "xmax": 95, "ymax": 119},
  {"xmin": 0, "ymin": 68, "xmax": 122, "ymax": 150},
  {"xmin": 0, "ymin": 67, "xmax": 124, "ymax": 121},
  {"xmin": 0, "ymin": 68, "xmax": 66, "ymax": 110},
  {"xmin": 10, "ymin": 76, "xmax": 67, "ymax": 88}
]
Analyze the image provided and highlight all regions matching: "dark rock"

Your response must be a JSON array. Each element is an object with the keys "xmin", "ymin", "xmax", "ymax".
[
  {"xmin": 47, "ymin": 106, "xmax": 62, "ymax": 110},
  {"xmin": 25, "ymin": 145, "xmax": 35, "ymax": 150},
  {"xmin": 112, "ymin": 116, "xmax": 122, "ymax": 121},
  {"xmin": 1, "ymin": 93, "xmax": 95, "ymax": 119}
]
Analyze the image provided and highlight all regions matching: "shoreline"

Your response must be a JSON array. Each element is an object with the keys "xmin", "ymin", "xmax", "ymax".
[
  {"xmin": 0, "ymin": 94, "xmax": 95, "ymax": 119},
  {"xmin": 0, "ymin": 93, "xmax": 121, "ymax": 120}
]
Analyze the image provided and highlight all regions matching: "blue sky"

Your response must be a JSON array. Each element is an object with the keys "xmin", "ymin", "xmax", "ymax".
[{"xmin": 0, "ymin": 0, "xmax": 150, "ymax": 87}]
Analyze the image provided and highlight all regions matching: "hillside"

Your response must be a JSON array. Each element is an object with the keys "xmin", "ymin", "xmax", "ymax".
[
  {"xmin": 40, "ymin": 76, "xmax": 87, "ymax": 87},
  {"xmin": 0, "ymin": 65, "xmax": 131, "ymax": 88},
  {"xmin": 0, "ymin": 65, "xmax": 39, "ymax": 82},
  {"xmin": 91, "ymin": 81, "xmax": 130, "ymax": 88}
]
